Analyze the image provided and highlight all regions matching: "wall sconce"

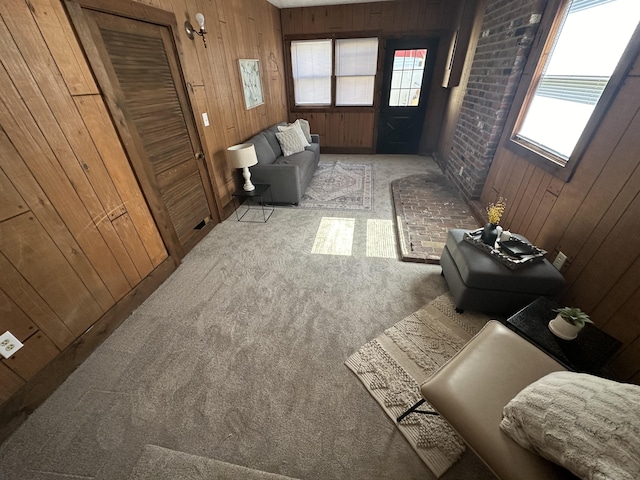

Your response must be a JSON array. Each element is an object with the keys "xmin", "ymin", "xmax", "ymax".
[{"xmin": 185, "ymin": 13, "xmax": 207, "ymax": 48}]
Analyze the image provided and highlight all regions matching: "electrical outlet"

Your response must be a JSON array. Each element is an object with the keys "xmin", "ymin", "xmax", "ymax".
[
  {"xmin": 553, "ymin": 251, "xmax": 567, "ymax": 270},
  {"xmin": 0, "ymin": 331, "xmax": 23, "ymax": 359}
]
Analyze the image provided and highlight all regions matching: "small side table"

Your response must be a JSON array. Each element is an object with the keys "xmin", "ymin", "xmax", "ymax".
[
  {"xmin": 232, "ymin": 184, "xmax": 274, "ymax": 223},
  {"xmin": 506, "ymin": 297, "xmax": 622, "ymax": 375}
]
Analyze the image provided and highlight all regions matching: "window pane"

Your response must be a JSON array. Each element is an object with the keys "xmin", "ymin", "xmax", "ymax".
[
  {"xmin": 335, "ymin": 38, "xmax": 378, "ymax": 76},
  {"xmin": 291, "ymin": 39, "xmax": 332, "ymax": 106},
  {"xmin": 516, "ymin": 0, "xmax": 640, "ymax": 159},
  {"xmin": 335, "ymin": 38, "xmax": 379, "ymax": 106},
  {"xmin": 388, "ymin": 49, "xmax": 427, "ymax": 107},
  {"xmin": 336, "ymin": 77, "xmax": 376, "ymax": 105}
]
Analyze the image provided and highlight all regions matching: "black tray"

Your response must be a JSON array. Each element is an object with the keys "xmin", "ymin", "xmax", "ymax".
[{"xmin": 499, "ymin": 239, "xmax": 537, "ymax": 257}]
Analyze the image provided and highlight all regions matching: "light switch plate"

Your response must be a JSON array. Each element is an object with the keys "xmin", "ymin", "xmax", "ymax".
[
  {"xmin": 0, "ymin": 331, "xmax": 23, "ymax": 359},
  {"xmin": 202, "ymin": 112, "xmax": 210, "ymax": 126}
]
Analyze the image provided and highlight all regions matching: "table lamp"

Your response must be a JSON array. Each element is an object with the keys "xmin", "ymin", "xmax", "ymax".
[{"xmin": 227, "ymin": 143, "xmax": 258, "ymax": 191}]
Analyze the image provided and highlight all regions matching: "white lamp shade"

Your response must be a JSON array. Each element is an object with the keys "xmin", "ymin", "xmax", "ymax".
[{"xmin": 227, "ymin": 143, "xmax": 258, "ymax": 169}]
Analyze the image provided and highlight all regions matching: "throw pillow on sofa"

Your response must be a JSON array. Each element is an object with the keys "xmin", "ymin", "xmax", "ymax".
[
  {"xmin": 278, "ymin": 121, "xmax": 309, "ymax": 147},
  {"xmin": 275, "ymin": 128, "xmax": 306, "ymax": 157},
  {"xmin": 500, "ymin": 371, "xmax": 640, "ymax": 480},
  {"xmin": 295, "ymin": 118, "xmax": 312, "ymax": 143}
]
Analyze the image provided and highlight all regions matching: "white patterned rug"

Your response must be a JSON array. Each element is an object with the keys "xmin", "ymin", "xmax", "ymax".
[
  {"xmin": 299, "ymin": 162, "xmax": 373, "ymax": 211},
  {"xmin": 345, "ymin": 293, "xmax": 490, "ymax": 477}
]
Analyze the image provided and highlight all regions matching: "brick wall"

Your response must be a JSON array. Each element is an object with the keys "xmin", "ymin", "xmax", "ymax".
[{"xmin": 444, "ymin": 0, "xmax": 546, "ymax": 200}]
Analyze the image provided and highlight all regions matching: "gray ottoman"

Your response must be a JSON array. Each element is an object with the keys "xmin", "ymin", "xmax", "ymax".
[{"xmin": 441, "ymin": 229, "xmax": 565, "ymax": 314}]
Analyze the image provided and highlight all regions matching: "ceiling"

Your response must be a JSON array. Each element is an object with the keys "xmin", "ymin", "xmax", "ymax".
[{"xmin": 267, "ymin": 0, "xmax": 391, "ymax": 8}]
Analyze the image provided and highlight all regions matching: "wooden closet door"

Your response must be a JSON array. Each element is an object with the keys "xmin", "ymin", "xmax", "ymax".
[{"xmin": 67, "ymin": 2, "xmax": 218, "ymax": 258}]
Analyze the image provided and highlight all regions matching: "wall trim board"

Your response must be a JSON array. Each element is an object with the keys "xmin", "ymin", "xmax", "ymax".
[{"xmin": 0, "ymin": 257, "xmax": 176, "ymax": 444}]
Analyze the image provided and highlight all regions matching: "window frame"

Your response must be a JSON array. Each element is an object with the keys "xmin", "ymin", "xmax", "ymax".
[
  {"xmin": 284, "ymin": 33, "xmax": 383, "ymax": 113},
  {"xmin": 502, "ymin": 0, "xmax": 640, "ymax": 182}
]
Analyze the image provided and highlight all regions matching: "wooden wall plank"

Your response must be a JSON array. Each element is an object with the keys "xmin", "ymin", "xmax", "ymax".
[
  {"xmin": 563, "ymin": 194, "xmax": 640, "ymax": 312},
  {"xmin": 2, "ymin": 332, "xmax": 60, "ymax": 381},
  {"xmin": 0, "ymin": 289, "xmax": 38, "ymax": 343},
  {"xmin": 0, "ymin": 167, "xmax": 27, "ymax": 223},
  {"xmin": 0, "ymin": 364, "xmax": 24, "ymax": 405},
  {"xmin": 0, "ymin": 85, "xmax": 129, "ymax": 302},
  {"xmin": 561, "ymin": 111, "xmax": 640, "ymax": 291},
  {"xmin": 510, "ymin": 165, "xmax": 544, "ymax": 234},
  {"xmin": 0, "ymin": 128, "xmax": 114, "ymax": 313},
  {"xmin": 111, "ymin": 214, "xmax": 154, "ymax": 279},
  {"xmin": 0, "ymin": 214, "xmax": 103, "ymax": 336},
  {"xmin": 504, "ymin": 162, "xmax": 534, "ymax": 232},
  {"xmin": 595, "ymin": 256, "xmax": 640, "ymax": 328},
  {"xmin": 0, "ymin": 21, "xmax": 131, "ymax": 302},
  {"xmin": 73, "ymin": 95, "xmax": 168, "ymax": 268},
  {"xmin": 0, "ymin": 254, "xmax": 74, "ymax": 350},
  {"xmin": 607, "ymin": 288, "xmax": 640, "ymax": 379},
  {"xmin": 29, "ymin": 0, "xmax": 99, "ymax": 95}
]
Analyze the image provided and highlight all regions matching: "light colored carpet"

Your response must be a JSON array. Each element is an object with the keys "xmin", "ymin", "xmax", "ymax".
[
  {"xmin": 346, "ymin": 292, "xmax": 490, "ymax": 478},
  {"xmin": 0, "ymin": 154, "xmax": 496, "ymax": 480},
  {"xmin": 299, "ymin": 161, "xmax": 373, "ymax": 211},
  {"xmin": 128, "ymin": 445, "xmax": 300, "ymax": 480}
]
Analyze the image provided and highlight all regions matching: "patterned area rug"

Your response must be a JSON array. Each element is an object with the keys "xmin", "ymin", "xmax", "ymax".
[
  {"xmin": 299, "ymin": 162, "xmax": 373, "ymax": 211},
  {"xmin": 345, "ymin": 293, "xmax": 490, "ymax": 478}
]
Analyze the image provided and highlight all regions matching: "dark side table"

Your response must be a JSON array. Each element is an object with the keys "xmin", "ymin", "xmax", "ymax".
[
  {"xmin": 506, "ymin": 297, "xmax": 622, "ymax": 375},
  {"xmin": 232, "ymin": 183, "xmax": 274, "ymax": 223}
]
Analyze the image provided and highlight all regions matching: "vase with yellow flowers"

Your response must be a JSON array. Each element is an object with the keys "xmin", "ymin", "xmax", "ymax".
[{"xmin": 481, "ymin": 197, "xmax": 506, "ymax": 247}]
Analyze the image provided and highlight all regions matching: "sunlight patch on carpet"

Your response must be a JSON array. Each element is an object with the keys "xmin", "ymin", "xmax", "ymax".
[
  {"xmin": 311, "ymin": 217, "xmax": 355, "ymax": 256},
  {"xmin": 366, "ymin": 219, "xmax": 397, "ymax": 259}
]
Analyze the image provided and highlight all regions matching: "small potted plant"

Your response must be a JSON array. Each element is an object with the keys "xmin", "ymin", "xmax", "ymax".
[
  {"xmin": 481, "ymin": 197, "xmax": 506, "ymax": 246},
  {"xmin": 548, "ymin": 306, "xmax": 593, "ymax": 340}
]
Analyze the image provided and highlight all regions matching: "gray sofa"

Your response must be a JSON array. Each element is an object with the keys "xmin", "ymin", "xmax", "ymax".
[{"xmin": 247, "ymin": 122, "xmax": 320, "ymax": 204}]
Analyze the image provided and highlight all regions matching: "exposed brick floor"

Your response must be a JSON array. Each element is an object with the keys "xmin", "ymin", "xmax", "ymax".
[{"xmin": 392, "ymin": 173, "xmax": 480, "ymax": 264}]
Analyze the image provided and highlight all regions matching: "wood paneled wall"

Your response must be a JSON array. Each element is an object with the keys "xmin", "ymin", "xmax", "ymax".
[
  {"xmin": 281, "ymin": 0, "xmax": 457, "ymax": 153},
  {"xmin": 0, "ymin": 0, "xmax": 287, "ymax": 434},
  {"xmin": 0, "ymin": 0, "xmax": 168, "ymax": 405},
  {"xmin": 481, "ymin": 53, "xmax": 640, "ymax": 383},
  {"xmin": 140, "ymin": 0, "xmax": 288, "ymax": 213}
]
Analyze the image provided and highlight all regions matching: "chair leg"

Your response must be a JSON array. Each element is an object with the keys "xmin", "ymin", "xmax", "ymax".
[{"xmin": 396, "ymin": 398, "xmax": 439, "ymax": 423}]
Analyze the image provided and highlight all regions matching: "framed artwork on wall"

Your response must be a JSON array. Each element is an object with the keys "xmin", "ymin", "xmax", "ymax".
[{"xmin": 238, "ymin": 59, "xmax": 264, "ymax": 110}]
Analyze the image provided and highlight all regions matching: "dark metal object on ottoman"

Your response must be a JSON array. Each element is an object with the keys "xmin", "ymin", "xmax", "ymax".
[{"xmin": 440, "ymin": 229, "xmax": 565, "ymax": 314}]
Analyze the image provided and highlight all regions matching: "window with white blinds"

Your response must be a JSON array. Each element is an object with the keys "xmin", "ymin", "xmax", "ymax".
[
  {"xmin": 291, "ymin": 39, "xmax": 332, "ymax": 106},
  {"xmin": 290, "ymin": 37, "xmax": 379, "ymax": 107},
  {"xmin": 514, "ymin": 0, "xmax": 640, "ymax": 160},
  {"xmin": 335, "ymin": 38, "xmax": 379, "ymax": 106}
]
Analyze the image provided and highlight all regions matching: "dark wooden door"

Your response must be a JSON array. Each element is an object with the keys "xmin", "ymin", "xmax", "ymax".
[
  {"xmin": 377, "ymin": 38, "xmax": 438, "ymax": 154},
  {"xmin": 66, "ymin": 1, "xmax": 218, "ymax": 260}
]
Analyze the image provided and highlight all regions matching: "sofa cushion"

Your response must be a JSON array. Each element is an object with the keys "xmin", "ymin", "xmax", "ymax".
[
  {"xmin": 278, "ymin": 122, "xmax": 310, "ymax": 147},
  {"xmin": 275, "ymin": 150, "xmax": 316, "ymax": 191},
  {"xmin": 262, "ymin": 127, "xmax": 283, "ymax": 158},
  {"xmin": 304, "ymin": 141, "xmax": 320, "ymax": 162},
  {"xmin": 248, "ymin": 133, "xmax": 276, "ymax": 165},
  {"xmin": 500, "ymin": 371, "xmax": 640, "ymax": 480},
  {"xmin": 276, "ymin": 128, "xmax": 306, "ymax": 156}
]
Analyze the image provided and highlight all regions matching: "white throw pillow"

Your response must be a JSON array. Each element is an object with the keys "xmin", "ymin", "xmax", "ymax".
[
  {"xmin": 500, "ymin": 371, "xmax": 640, "ymax": 480},
  {"xmin": 278, "ymin": 121, "xmax": 310, "ymax": 147},
  {"xmin": 275, "ymin": 128, "xmax": 305, "ymax": 157},
  {"xmin": 295, "ymin": 118, "xmax": 312, "ymax": 143}
]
